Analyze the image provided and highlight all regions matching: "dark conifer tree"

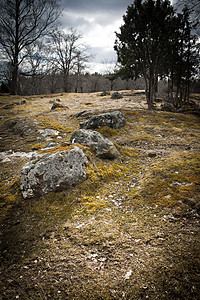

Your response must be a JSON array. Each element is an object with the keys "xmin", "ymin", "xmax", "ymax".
[
  {"xmin": 114, "ymin": 0, "xmax": 176, "ymax": 109},
  {"xmin": 171, "ymin": 7, "xmax": 199, "ymax": 107}
]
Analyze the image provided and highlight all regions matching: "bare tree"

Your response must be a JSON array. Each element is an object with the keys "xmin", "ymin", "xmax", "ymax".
[
  {"xmin": 174, "ymin": 0, "xmax": 200, "ymax": 15},
  {"xmin": 174, "ymin": 0, "xmax": 200, "ymax": 34},
  {"xmin": 50, "ymin": 28, "xmax": 91, "ymax": 92},
  {"xmin": 19, "ymin": 40, "xmax": 56, "ymax": 93},
  {"xmin": 102, "ymin": 60, "xmax": 120, "ymax": 91},
  {"xmin": 21, "ymin": 41, "xmax": 52, "ymax": 76},
  {"xmin": 0, "ymin": 0, "xmax": 61, "ymax": 94}
]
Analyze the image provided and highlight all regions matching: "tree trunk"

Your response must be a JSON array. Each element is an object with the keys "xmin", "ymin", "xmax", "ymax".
[
  {"xmin": 143, "ymin": 66, "xmax": 156, "ymax": 110},
  {"xmin": 10, "ymin": 0, "xmax": 20, "ymax": 95},
  {"xmin": 10, "ymin": 63, "xmax": 18, "ymax": 95},
  {"xmin": 146, "ymin": 76, "xmax": 155, "ymax": 110},
  {"xmin": 63, "ymin": 72, "xmax": 69, "ymax": 93},
  {"xmin": 110, "ymin": 80, "xmax": 114, "ymax": 91}
]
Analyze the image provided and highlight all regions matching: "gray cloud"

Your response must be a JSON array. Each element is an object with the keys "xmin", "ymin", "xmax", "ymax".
[
  {"xmin": 60, "ymin": 0, "xmax": 134, "ymax": 72},
  {"xmin": 62, "ymin": 0, "xmax": 133, "ymax": 13},
  {"xmin": 61, "ymin": 12, "xmax": 91, "ymax": 29},
  {"xmin": 90, "ymin": 47, "xmax": 117, "ymax": 63}
]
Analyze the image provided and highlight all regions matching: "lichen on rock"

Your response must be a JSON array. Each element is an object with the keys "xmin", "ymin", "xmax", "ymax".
[
  {"xmin": 20, "ymin": 146, "xmax": 87, "ymax": 199},
  {"xmin": 70, "ymin": 129, "xmax": 120, "ymax": 159},
  {"xmin": 79, "ymin": 111, "xmax": 126, "ymax": 130}
]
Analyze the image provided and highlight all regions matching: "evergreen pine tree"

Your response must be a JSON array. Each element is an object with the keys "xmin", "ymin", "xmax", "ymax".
[{"xmin": 114, "ymin": 0, "xmax": 176, "ymax": 109}]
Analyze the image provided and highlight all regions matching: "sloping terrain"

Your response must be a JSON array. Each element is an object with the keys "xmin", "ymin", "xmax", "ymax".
[{"xmin": 0, "ymin": 91, "xmax": 200, "ymax": 299}]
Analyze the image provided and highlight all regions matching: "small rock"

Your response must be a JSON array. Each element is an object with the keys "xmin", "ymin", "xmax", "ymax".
[
  {"xmin": 51, "ymin": 103, "xmax": 68, "ymax": 110},
  {"xmin": 124, "ymin": 269, "xmax": 132, "ymax": 280},
  {"xmin": 148, "ymin": 152, "xmax": 157, "ymax": 158},
  {"xmin": 74, "ymin": 110, "xmax": 94, "ymax": 119},
  {"xmin": 38, "ymin": 128, "xmax": 59, "ymax": 136},
  {"xmin": 14, "ymin": 100, "xmax": 26, "ymax": 105},
  {"xmin": 161, "ymin": 102, "xmax": 176, "ymax": 112},
  {"xmin": 111, "ymin": 92, "xmax": 123, "ymax": 99},
  {"xmin": 43, "ymin": 142, "xmax": 59, "ymax": 149}
]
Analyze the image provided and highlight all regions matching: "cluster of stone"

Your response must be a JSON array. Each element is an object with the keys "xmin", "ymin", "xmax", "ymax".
[{"xmin": 20, "ymin": 111, "xmax": 126, "ymax": 198}]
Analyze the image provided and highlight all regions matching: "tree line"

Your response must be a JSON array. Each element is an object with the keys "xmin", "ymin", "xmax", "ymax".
[
  {"xmin": 0, "ymin": 0, "xmax": 144, "ymax": 95},
  {"xmin": 0, "ymin": 0, "xmax": 199, "ymax": 107},
  {"xmin": 0, "ymin": 0, "xmax": 92, "ymax": 94}
]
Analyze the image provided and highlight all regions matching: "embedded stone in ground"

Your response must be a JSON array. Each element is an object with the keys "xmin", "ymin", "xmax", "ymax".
[
  {"xmin": 79, "ymin": 111, "xmax": 126, "ymax": 129},
  {"xmin": 70, "ymin": 129, "xmax": 120, "ymax": 159},
  {"xmin": 111, "ymin": 92, "xmax": 123, "ymax": 99},
  {"xmin": 51, "ymin": 103, "xmax": 68, "ymax": 110},
  {"xmin": 20, "ymin": 146, "xmax": 87, "ymax": 199}
]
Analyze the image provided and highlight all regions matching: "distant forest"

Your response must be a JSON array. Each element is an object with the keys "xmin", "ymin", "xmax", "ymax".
[
  {"xmin": 0, "ymin": 72, "xmax": 147, "ymax": 95},
  {"xmin": 0, "ymin": 0, "xmax": 199, "ymax": 105}
]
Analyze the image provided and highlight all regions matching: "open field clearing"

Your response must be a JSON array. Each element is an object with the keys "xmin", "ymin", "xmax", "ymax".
[{"xmin": 0, "ymin": 91, "xmax": 200, "ymax": 299}]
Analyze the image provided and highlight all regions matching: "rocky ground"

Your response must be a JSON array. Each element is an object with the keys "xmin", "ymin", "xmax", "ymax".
[{"xmin": 0, "ymin": 91, "xmax": 200, "ymax": 299}]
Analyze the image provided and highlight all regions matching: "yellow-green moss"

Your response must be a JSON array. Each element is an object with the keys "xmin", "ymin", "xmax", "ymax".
[
  {"xmin": 31, "ymin": 143, "xmax": 44, "ymax": 150},
  {"xmin": 133, "ymin": 152, "xmax": 200, "ymax": 208},
  {"xmin": 36, "ymin": 115, "xmax": 73, "ymax": 133},
  {"xmin": 0, "ymin": 178, "xmax": 21, "ymax": 222},
  {"xmin": 96, "ymin": 126, "xmax": 123, "ymax": 137}
]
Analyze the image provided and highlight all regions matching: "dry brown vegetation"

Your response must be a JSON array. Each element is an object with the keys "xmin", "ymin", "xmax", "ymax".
[{"xmin": 0, "ymin": 91, "xmax": 200, "ymax": 299}]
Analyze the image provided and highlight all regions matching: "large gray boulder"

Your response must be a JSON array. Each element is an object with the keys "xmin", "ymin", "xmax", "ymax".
[
  {"xmin": 20, "ymin": 146, "xmax": 87, "ymax": 199},
  {"xmin": 80, "ymin": 111, "xmax": 126, "ymax": 130},
  {"xmin": 70, "ymin": 129, "xmax": 120, "ymax": 159}
]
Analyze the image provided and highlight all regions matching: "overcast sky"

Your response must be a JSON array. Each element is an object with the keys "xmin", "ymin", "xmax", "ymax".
[{"xmin": 61, "ymin": 0, "xmax": 134, "ymax": 73}]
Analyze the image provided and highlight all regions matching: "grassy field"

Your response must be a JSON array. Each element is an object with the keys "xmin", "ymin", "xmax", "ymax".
[{"xmin": 0, "ymin": 91, "xmax": 199, "ymax": 299}]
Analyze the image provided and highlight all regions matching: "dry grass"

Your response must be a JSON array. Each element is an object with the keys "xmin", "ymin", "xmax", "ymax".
[{"xmin": 0, "ymin": 91, "xmax": 199, "ymax": 299}]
